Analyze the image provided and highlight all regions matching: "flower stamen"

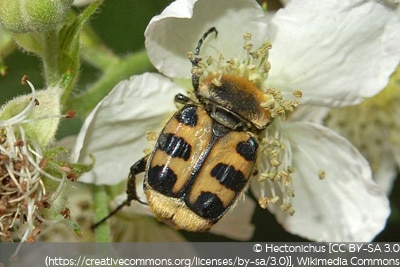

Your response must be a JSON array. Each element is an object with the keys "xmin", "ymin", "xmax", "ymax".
[
  {"xmin": 0, "ymin": 77, "xmax": 73, "ymax": 245},
  {"xmin": 256, "ymin": 123, "xmax": 296, "ymax": 215}
]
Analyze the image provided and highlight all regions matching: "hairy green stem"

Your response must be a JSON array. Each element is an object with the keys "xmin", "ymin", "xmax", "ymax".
[
  {"xmin": 92, "ymin": 185, "xmax": 112, "ymax": 242},
  {"xmin": 41, "ymin": 29, "xmax": 61, "ymax": 85},
  {"xmin": 66, "ymin": 50, "xmax": 154, "ymax": 117}
]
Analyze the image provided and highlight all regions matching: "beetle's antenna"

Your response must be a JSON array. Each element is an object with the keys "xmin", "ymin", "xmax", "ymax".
[
  {"xmin": 91, "ymin": 156, "xmax": 149, "ymax": 230},
  {"xmin": 194, "ymin": 27, "xmax": 218, "ymax": 57},
  {"xmin": 90, "ymin": 201, "xmax": 129, "ymax": 230},
  {"xmin": 190, "ymin": 27, "xmax": 218, "ymax": 91},
  {"xmin": 91, "ymin": 196, "xmax": 148, "ymax": 230}
]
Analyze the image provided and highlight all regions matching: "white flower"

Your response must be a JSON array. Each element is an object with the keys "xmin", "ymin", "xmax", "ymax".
[{"xmin": 74, "ymin": 0, "xmax": 400, "ymax": 241}]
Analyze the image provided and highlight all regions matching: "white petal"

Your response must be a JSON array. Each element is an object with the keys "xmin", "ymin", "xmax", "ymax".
[
  {"xmin": 289, "ymin": 105, "xmax": 330, "ymax": 124},
  {"xmin": 267, "ymin": 0, "xmax": 400, "ymax": 107},
  {"xmin": 210, "ymin": 196, "xmax": 256, "ymax": 241},
  {"xmin": 373, "ymin": 154, "xmax": 397, "ymax": 195},
  {"xmin": 73, "ymin": 73, "xmax": 185, "ymax": 185},
  {"xmin": 271, "ymin": 122, "xmax": 389, "ymax": 241},
  {"xmin": 145, "ymin": 0, "xmax": 268, "ymax": 78}
]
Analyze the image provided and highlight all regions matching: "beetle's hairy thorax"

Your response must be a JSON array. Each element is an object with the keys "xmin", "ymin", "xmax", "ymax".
[{"xmin": 197, "ymin": 74, "xmax": 272, "ymax": 131}]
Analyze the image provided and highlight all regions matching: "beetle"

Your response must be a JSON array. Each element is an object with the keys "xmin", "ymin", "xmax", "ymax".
[{"xmin": 92, "ymin": 27, "xmax": 272, "ymax": 231}]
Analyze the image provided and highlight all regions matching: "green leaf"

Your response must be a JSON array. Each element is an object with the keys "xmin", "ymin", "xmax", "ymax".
[{"xmin": 58, "ymin": 1, "xmax": 102, "ymax": 105}]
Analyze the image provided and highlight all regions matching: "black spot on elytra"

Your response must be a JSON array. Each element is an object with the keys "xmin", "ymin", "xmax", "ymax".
[
  {"xmin": 176, "ymin": 105, "xmax": 198, "ymax": 127},
  {"xmin": 210, "ymin": 163, "xmax": 247, "ymax": 192},
  {"xmin": 157, "ymin": 133, "xmax": 191, "ymax": 160},
  {"xmin": 236, "ymin": 137, "xmax": 258, "ymax": 161},
  {"xmin": 147, "ymin": 165, "xmax": 177, "ymax": 196},
  {"xmin": 190, "ymin": 191, "xmax": 225, "ymax": 219}
]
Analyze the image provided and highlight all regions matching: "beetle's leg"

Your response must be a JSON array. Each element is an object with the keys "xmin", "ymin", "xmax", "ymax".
[
  {"xmin": 91, "ymin": 155, "xmax": 149, "ymax": 230},
  {"xmin": 126, "ymin": 155, "xmax": 149, "ymax": 204},
  {"xmin": 190, "ymin": 27, "xmax": 218, "ymax": 91},
  {"xmin": 174, "ymin": 93, "xmax": 193, "ymax": 105}
]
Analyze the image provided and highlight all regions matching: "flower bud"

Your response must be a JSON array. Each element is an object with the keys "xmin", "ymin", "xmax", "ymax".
[
  {"xmin": 0, "ymin": 0, "xmax": 73, "ymax": 33},
  {"xmin": 0, "ymin": 78, "xmax": 62, "ymax": 147}
]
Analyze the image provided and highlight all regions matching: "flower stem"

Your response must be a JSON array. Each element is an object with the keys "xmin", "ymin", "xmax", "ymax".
[
  {"xmin": 41, "ymin": 28, "xmax": 61, "ymax": 85},
  {"xmin": 66, "ymin": 50, "xmax": 154, "ymax": 117},
  {"xmin": 92, "ymin": 185, "xmax": 112, "ymax": 242},
  {"xmin": 80, "ymin": 24, "xmax": 119, "ymax": 70}
]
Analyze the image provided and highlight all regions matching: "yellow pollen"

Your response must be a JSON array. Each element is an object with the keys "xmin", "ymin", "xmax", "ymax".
[
  {"xmin": 205, "ymin": 56, "xmax": 213, "ymax": 66},
  {"xmin": 243, "ymin": 43, "xmax": 253, "ymax": 52},
  {"xmin": 270, "ymin": 158, "xmax": 281, "ymax": 167},
  {"xmin": 211, "ymin": 77, "xmax": 222, "ymax": 87},
  {"xmin": 287, "ymin": 189, "xmax": 295, "ymax": 197},
  {"xmin": 293, "ymin": 90, "xmax": 303, "ymax": 98},
  {"xmin": 247, "ymin": 64, "xmax": 256, "ymax": 70},
  {"xmin": 270, "ymin": 196, "xmax": 279, "ymax": 203},
  {"xmin": 258, "ymin": 197, "xmax": 269, "ymax": 209},
  {"xmin": 318, "ymin": 170, "xmax": 326, "ymax": 180},
  {"xmin": 263, "ymin": 61, "xmax": 271, "ymax": 73},
  {"xmin": 192, "ymin": 32, "xmax": 273, "ymax": 92},
  {"xmin": 260, "ymin": 97, "xmax": 276, "ymax": 108},
  {"xmin": 257, "ymin": 130, "xmax": 296, "ymax": 216},
  {"xmin": 146, "ymin": 131, "xmax": 157, "ymax": 142},
  {"xmin": 186, "ymin": 51, "xmax": 195, "ymax": 61},
  {"xmin": 243, "ymin": 32, "xmax": 252, "ymax": 41},
  {"xmin": 280, "ymin": 202, "xmax": 295, "ymax": 216}
]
